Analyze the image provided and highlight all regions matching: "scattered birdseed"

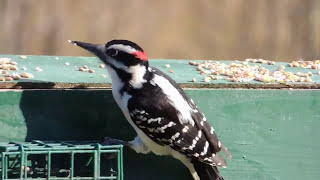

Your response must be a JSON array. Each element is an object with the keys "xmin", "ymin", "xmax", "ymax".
[
  {"xmin": 0, "ymin": 58, "xmax": 11, "ymax": 64},
  {"xmin": 5, "ymin": 77, "xmax": 13, "ymax": 81},
  {"xmin": 65, "ymin": 62, "xmax": 70, "ymax": 66},
  {"xmin": 305, "ymin": 77, "xmax": 312, "ymax": 82},
  {"xmin": 245, "ymin": 58, "xmax": 275, "ymax": 65},
  {"xmin": 101, "ymin": 74, "xmax": 106, "ymax": 78},
  {"xmin": 10, "ymin": 66, "xmax": 18, "ymax": 71},
  {"xmin": 169, "ymin": 69, "xmax": 174, "ymax": 73},
  {"xmin": 204, "ymin": 77, "xmax": 210, "ymax": 83},
  {"xmin": 196, "ymin": 65, "xmax": 203, "ymax": 71},
  {"xmin": 20, "ymin": 55, "xmax": 27, "ymax": 59},
  {"xmin": 189, "ymin": 59, "xmax": 315, "ymax": 83},
  {"xmin": 292, "ymin": 61, "xmax": 299, "ymax": 67},
  {"xmin": 35, "ymin": 67, "xmax": 43, "ymax": 72},
  {"xmin": 267, "ymin": 61, "xmax": 276, "ymax": 65},
  {"xmin": 289, "ymin": 60, "xmax": 320, "ymax": 69},
  {"xmin": 0, "ymin": 58, "xmax": 21, "ymax": 72},
  {"xmin": 165, "ymin": 64, "xmax": 171, "ymax": 68},
  {"xmin": 20, "ymin": 72, "xmax": 34, "ymax": 78},
  {"xmin": 99, "ymin": 64, "xmax": 105, "ymax": 68},
  {"xmin": 54, "ymin": 57, "xmax": 60, "ymax": 60},
  {"xmin": 209, "ymin": 75, "xmax": 222, "ymax": 80},
  {"xmin": 12, "ymin": 74, "xmax": 21, "ymax": 80},
  {"xmin": 0, "ymin": 57, "xmax": 34, "ymax": 81},
  {"xmin": 192, "ymin": 78, "xmax": 196, "ymax": 82},
  {"xmin": 79, "ymin": 67, "xmax": 86, "ymax": 72},
  {"xmin": 78, "ymin": 65, "xmax": 91, "ymax": 72}
]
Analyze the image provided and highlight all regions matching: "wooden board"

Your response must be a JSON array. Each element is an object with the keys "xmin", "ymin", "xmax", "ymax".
[{"xmin": 0, "ymin": 55, "xmax": 319, "ymax": 89}]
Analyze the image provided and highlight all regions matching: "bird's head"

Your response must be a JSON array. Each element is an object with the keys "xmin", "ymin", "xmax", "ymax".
[
  {"xmin": 69, "ymin": 39, "xmax": 149, "ymax": 70},
  {"xmin": 69, "ymin": 39, "xmax": 152, "ymax": 88}
]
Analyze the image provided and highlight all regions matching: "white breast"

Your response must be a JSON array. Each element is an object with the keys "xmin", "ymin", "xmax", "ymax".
[{"xmin": 106, "ymin": 67, "xmax": 167, "ymax": 152}]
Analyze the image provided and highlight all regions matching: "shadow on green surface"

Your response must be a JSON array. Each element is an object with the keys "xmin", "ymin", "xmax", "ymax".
[{"xmin": 19, "ymin": 89, "xmax": 192, "ymax": 180}]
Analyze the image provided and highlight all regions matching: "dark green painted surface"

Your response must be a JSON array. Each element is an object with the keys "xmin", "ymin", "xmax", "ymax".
[
  {"xmin": 0, "ymin": 55, "xmax": 319, "ymax": 89},
  {"xmin": 0, "ymin": 89, "xmax": 319, "ymax": 180}
]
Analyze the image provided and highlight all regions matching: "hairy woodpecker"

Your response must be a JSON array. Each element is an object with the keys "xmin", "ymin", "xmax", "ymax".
[{"xmin": 69, "ymin": 39, "xmax": 231, "ymax": 180}]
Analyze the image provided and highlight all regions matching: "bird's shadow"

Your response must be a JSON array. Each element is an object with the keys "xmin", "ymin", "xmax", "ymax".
[{"xmin": 19, "ymin": 88, "xmax": 191, "ymax": 180}]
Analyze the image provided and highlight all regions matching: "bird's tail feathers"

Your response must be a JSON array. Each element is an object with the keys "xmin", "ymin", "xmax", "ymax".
[
  {"xmin": 192, "ymin": 159, "xmax": 224, "ymax": 180},
  {"xmin": 220, "ymin": 143, "xmax": 232, "ymax": 161},
  {"xmin": 212, "ymin": 154, "xmax": 227, "ymax": 168}
]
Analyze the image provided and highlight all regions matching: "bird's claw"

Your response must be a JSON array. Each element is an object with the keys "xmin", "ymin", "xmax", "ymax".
[{"xmin": 103, "ymin": 137, "xmax": 125, "ymax": 146}]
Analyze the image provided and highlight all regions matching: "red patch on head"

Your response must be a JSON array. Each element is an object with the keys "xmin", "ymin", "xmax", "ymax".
[{"xmin": 132, "ymin": 51, "xmax": 148, "ymax": 61}]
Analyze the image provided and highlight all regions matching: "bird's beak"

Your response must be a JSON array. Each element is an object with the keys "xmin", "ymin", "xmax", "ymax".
[{"xmin": 68, "ymin": 40, "xmax": 106, "ymax": 59}]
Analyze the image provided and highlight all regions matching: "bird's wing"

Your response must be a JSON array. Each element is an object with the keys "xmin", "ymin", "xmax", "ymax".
[{"xmin": 127, "ymin": 67, "xmax": 231, "ymax": 166}]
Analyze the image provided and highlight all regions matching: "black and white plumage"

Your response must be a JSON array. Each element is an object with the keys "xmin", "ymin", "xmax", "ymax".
[{"xmin": 69, "ymin": 39, "xmax": 232, "ymax": 180}]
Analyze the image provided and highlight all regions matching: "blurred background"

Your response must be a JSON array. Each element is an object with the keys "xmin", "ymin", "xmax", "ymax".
[{"xmin": 0, "ymin": 0, "xmax": 319, "ymax": 61}]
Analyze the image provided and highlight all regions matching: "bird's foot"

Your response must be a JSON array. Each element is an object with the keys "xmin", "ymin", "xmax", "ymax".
[
  {"xmin": 102, "ymin": 137, "xmax": 129, "ymax": 159},
  {"xmin": 103, "ymin": 137, "xmax": 129, "ymax": 146}
]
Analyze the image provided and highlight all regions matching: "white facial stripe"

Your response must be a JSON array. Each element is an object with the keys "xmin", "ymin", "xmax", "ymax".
[
  {"xmin": 127, "ymin": 64, "xmax": 147, "ymax": 89},
  {"xmin": 108, "ymin": 44, "xmax": 137, "ymax": 54},
  {"xmin": 105, "ymin": 59, "xmax": 147, "ymax": 91},
  {"xmin": 107, "ymin": 57, "xmax": 128, "ymax": 70}
]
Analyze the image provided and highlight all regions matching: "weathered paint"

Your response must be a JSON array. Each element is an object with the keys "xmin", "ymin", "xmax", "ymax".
[{"xmin": 0, "ymin": 89, "xmax": 319, "ymax": 180}]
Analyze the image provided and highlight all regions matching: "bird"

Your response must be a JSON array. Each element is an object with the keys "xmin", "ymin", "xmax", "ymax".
[{"xmin": 69, "ymin": 39, "xmax": 232, "ymax": 180}]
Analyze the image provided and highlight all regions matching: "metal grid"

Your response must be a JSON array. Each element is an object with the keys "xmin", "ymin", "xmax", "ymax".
[{"xmin": 0, "ymin": 141, "xmax": 123, "ymax": 180}]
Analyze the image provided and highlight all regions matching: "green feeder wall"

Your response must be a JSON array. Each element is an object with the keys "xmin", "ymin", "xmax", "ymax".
[{"xmin": 0, "ymin": 55, "xmax": 319, "ymax": 180}]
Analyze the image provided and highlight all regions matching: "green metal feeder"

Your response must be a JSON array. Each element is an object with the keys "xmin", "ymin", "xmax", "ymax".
[{"xmin": 0, "ymin": 141, "xmax": 123, "ymax": 180}]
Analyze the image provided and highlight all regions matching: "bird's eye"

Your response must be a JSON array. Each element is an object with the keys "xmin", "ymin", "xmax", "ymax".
[{"xmin": 106, "ymin": 49, "xmax": 118, "ymax": 57}]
